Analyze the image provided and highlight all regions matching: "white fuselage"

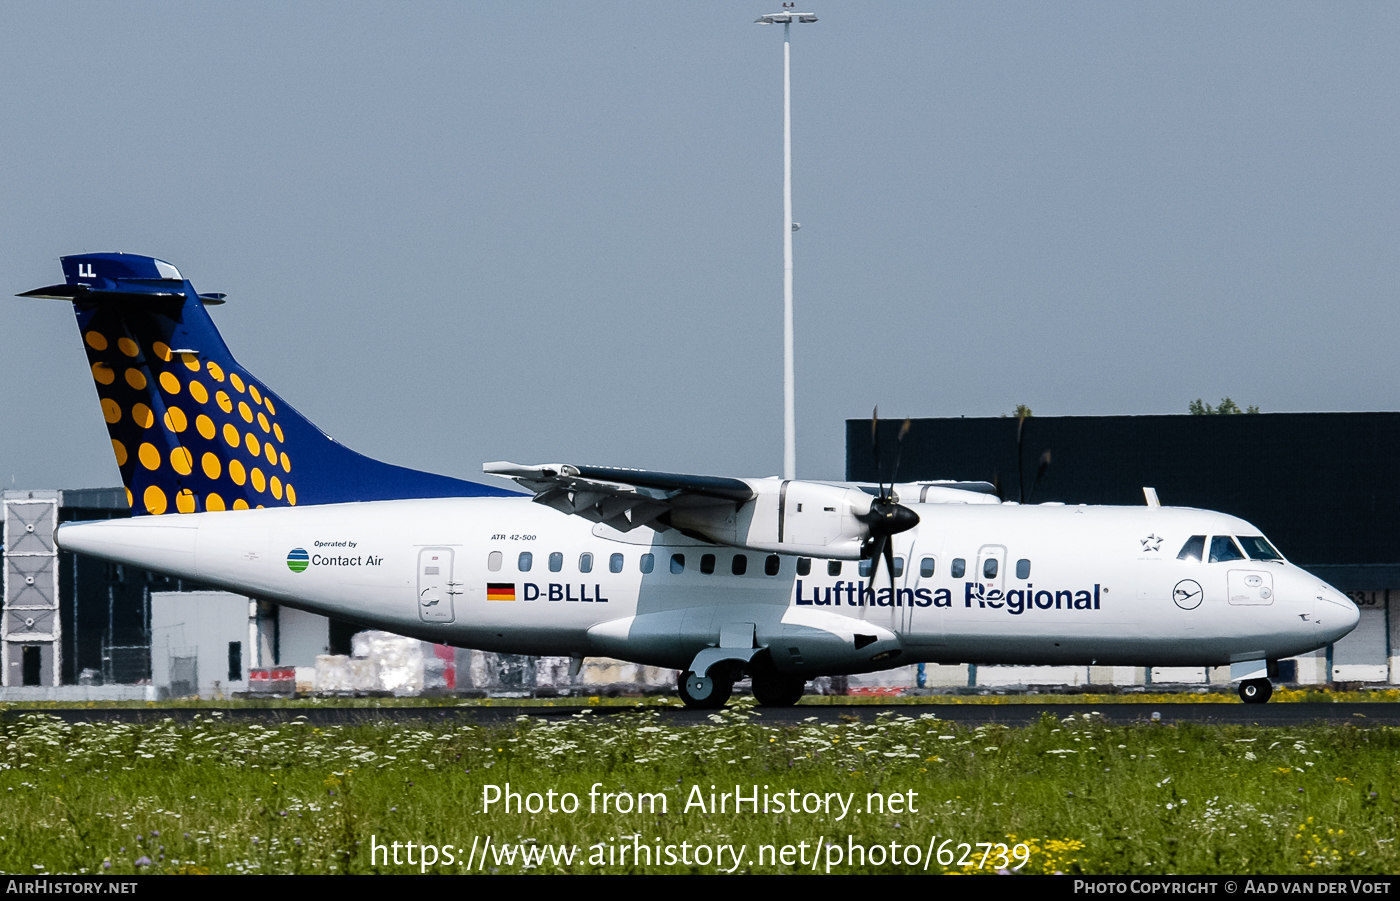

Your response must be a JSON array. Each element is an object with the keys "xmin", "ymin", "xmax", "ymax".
[{"xmin": 55, "ymin": 497, "xmax": 1359, "ymax": 676}]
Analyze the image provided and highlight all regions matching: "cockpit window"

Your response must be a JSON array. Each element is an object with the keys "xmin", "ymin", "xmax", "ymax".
[
  {"xmin": 1177, "ymin": 535, "xmax": 1205, "ymax": 562},
  {"xmin": 1209, "ymin": 536, "xmax": 1246, "ymax": 563},
  {"xmin": 1236, "ymin": 536, "xmax": 1283, "ymax": 561}
]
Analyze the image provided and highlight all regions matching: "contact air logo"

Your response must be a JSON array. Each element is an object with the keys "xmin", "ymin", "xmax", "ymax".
[{"xmin": 287, "ymin": 548, "xmax": 309, "ymax": 572}]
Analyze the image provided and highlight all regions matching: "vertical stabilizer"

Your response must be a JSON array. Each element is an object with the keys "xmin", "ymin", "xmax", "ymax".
[{"xmin": 21, "ymin": 253, "xmax": 513, "ymax": 515}]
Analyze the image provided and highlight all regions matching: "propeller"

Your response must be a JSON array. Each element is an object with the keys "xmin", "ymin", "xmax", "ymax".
[{"xmin": 857, "ymin": 408, "xmax": 921, "ymax": 597}]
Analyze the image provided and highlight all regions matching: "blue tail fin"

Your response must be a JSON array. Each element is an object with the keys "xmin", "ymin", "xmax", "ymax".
[{"xmin": 21, "ymin": 253, "xmax": 513, "ymax": 515}]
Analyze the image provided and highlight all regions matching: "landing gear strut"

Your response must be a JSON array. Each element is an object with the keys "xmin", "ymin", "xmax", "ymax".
[
  {"xmin": 751, "ymin": 672, "xmax": 807, "ymax": 707},
  {"xmin": 1239, "ymin": 678, "xmax": 1273, "ymax": 704},
  {"xmin": 678, "ymin": 670, "xmax": 734, "ymax": 710}
]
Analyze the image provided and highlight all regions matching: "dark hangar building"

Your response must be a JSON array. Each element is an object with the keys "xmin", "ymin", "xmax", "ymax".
[{"xmin": 847, "ymin": 411, "xmax": 1398, "ymax": 686}]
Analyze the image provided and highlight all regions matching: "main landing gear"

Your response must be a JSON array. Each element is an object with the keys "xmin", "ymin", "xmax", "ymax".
[
  {"xmin": 1239, "ymin": 678, "xmax": 1273, "ymax": 704},
  {"xmin": 751, "ymin": 672, "xmax": 807, "ymax": 708},
  {"xmin": 678, "ymin": 671, "xmax": 733, "ymax": 710},
  {"xmin": 676, "ymin": 670, "xmax": 809, "ymax": 710}
]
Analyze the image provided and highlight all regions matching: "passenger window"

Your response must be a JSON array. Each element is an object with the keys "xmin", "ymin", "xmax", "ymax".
[
  {"xmin": 701, "ymin": 554, "xmax": 716, "ymax": 574},
  {"xmin": 951, "ymin": 558, "xmax": 966, "ymax": 579},
  {"xmin": 1016, "ymin": 559, "xmax": 1031, "ymax": 579},
  {"xmin": 732, "ymin": 554, "xmax": 748, "ymax": 576},
  {"xmin": 518, "ymin": 551, "xmax": 533, "ymax": 573},
  {"xmin": 765, "ymin": 554, "xmax": 781, "ymax": 576},
  {"xmin": 670, "ymin": 554, "xmax": 685, "ymax": 574},
  {"xmin": 1237, "ymin": 536, "xmax": 1283, "ymax": 561},
  {"xmin": 859, "ymin": 559, "xmax": 873, "ymax": 578},
  {"xmin": 797, "ymin": 558, "xmax": 811, "ymax": 576},
  {"xmin": 983, "ymin": 558, "xmax": 998, "ymax": 579},
  {"xmin": 919, "ymin": 557, "xmax": 935, "ymax": 578},
  {"xmin": 488, "ymin": 551, "xmax": 502, "ymax": 572},
  {"xmin": 609, "ymin": 553, "xmax": 624, "ymax": 573},
  {"xmin": 549, "ymin": 552, "xmax": 563, "ymax": 573},
  {"xmin": 828, "ymin": 560, "xmax": 842, "ymax": 577},
  {"xmin": 1209, "ymin": 536, "xmax": 1245, "ymax": 563},
  {"xmin": 892, "ymin": 557, "xmax": 905, "ymax": 578},
  {"xmin": 579, "ymin": 553, "xmax": 593, "ymax": 574},
  {"xmin": 640, "ymin": 553, "xmax": 654, "ymax": 574},
  {"xmin": 1177, "ymin": 536, "xmax": 1205, "ymax": 563}
]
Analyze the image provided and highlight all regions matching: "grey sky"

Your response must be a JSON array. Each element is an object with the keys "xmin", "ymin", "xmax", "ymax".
[{"xmin": 3, "ymin": 3, "xmax": 1397, "ymax": 493}]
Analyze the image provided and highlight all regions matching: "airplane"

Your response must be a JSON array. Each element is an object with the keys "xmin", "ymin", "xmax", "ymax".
[{"xmin": 25, "ymin": 253, "xmax": 1359, "ymax": 707}]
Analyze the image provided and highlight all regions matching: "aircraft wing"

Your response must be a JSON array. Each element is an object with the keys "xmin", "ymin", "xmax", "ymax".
[{"xmin": 483, "ymin": 462, "xmax": 753, "ymax": 533}]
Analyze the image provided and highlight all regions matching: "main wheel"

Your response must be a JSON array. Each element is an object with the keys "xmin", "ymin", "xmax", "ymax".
[
  {"xmin": 1239, "ymin": 678, "xmax": 1273, "ymax": 704},
  {"xmin": 751, "ymin": 672, "xmax": 807, "ymax": 707},
  {"xmin": 678, "ymin": 671, "xmax": 733, "ymax": 709}
]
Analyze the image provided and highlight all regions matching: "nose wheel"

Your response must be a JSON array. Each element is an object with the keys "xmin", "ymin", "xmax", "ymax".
[
  {"xmin": 678, "ymin": 671, "xmax": 734, "ymax": 710},
  {"xmin": 1239, "ymin": 678, "xmax": 1273, "ymax": 704}
]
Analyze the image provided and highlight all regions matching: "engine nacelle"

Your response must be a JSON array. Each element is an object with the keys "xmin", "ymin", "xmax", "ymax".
[{"xmin": 665, "ymin": 479, "xmax": 874, "ymax": 559}]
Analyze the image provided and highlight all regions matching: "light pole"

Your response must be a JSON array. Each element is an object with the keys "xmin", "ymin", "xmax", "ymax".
[{"xmin": 756, "ymin": 5, "xmax": 816, "ymax": 481}]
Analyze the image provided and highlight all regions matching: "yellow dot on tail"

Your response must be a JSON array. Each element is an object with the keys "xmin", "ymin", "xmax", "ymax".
[
  {"xmin": 201, "ymin": 452, "xmax": 222, "ymax": 479},
  {"xmin": 85, "ymin": 331, "xmax": 108, "ymax": 351},
  {"xmin": 245, "ymin": 433, "xmax": 261, "ymax": 457},
  {"xmin": 152, "ymin": 341, "xmax": 173, "ymax": 362},
  {"xmin": 132, "ymin": 403, "xmax": 155, "ymax": 428},
  {"xmin": 144, "ymin": 485, "xmax": 167, "ymax": 515},
  {"xmin": 101, "ymin": 398, "xmax": 122, "ymax": 424},
  {"xmin": 249, "ymin": 385, "xmax": 262, "ymax": 405},
  {"xmin": 286, "ymin": 484, "xmax": 296, "ymax": 505},
  {"xmin": 125, "ymin": 487, "xmax": 132, "ymax": 507},
  {"xmin": 170, "ymin": 447, "xmax": 193, "ymax": 476},
  {"xmin": 175, "ymin": 489, "xmax": 196, "ymax": 514},
  {"xmin": 229, "ymin": 459, "xmax": 247, "ymax": 485},
  {"xmin": 196, "ymin": 414, "xmax": 215, "ymax": 440},
  {"xmin": 251, "ymin": 467, "xmax": 266, "ymax": 493},
  {"xmin": 118, "ymin": 337, "xmax": 140, "ymax": 358},
  {"xmin": 159, "ymin": 371, "xmax": 181, "ymax": 395},
  {"xmin": 238, "ymin": 401, "xmax": 253, "ymax": 423},
  {"xmin": 230, "ymin": 373, "xmax": 245, "ymax": 393},
  {"xmin": 181, "ymin": 353, "xmax": 200, "ymax": 372},
  {"xmin": 206, "ymin": 361, "xmax": 225, "ymax": 382},
  {"xmin": 138, "ymin": 443, "xmax": 161, "ymax": 471},
  {"xmin": 216, "ymin": 391, "xmax": 233, "ymax": 413},
  {"xmin": 280, "ymin": 452, "xmax": 291, "ymax": 473},
  {"xmin": 92, "ymin": 362, "xmax": 115, "ymax": 385},
  {"xmin": 264, "ymin": 442, "xmax": 276, "ymax": 465},
  {"xmin": 264, "ymin": 397, "xmax": 276, "ymax": 415},
  {"xmin": 206, "ymin": 492, "xmax": 226, "ymax": 512},
  {"xmin": 273, "ymin": 423, "xmax": 284, "ymax": 443},
  {"xmin": 112, "ymin": 439, "xmax": 128, "ymax": 466},
  {"xmin": 232, "ymin": 498, "xmax": 249, "ymax": 510},
  {"xmin": 257, "ymin": 412, "xmax": 270, "ymax": 433},
  {"xmin": 125, "ymin": 368, "xmax": 147, "ymax": 391},
  {"xmin": 163, "ymin": 407, "xmax": 188, "ymax": 433},
  {"xmin": 270, "ymin": 476, "xmax": 283, "ymax": 500},
  {"xmin": 189, "ymin": 380, "xmax": 209, "ymax": 404},
  {"xmin": 223, "ymin": 423, "xmax": 240, "ymax": 448}
]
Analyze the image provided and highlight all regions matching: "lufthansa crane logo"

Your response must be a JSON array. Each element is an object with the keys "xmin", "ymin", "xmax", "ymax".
[{"xmin": 1172, "ymin": 579, "xmax": 1203, "ymax": 610}]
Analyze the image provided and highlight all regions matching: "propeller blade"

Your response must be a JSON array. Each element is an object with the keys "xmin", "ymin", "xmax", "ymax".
[
  {"xmin": 867, "ymin": 534, "xmax": 888, "ymax": 588},
  {"xmin": 883, "ymin": 537, "xmax": 897, "ymax": 597},
  {"xmin": 870, "ymin": 407, "xmax": 884, "ymax": 496},
  {"xmin": 889, "ymin": 418, "xmax": 911, "ymax": 492}
]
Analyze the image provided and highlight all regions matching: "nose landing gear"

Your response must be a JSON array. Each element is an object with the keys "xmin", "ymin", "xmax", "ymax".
[{"xmin": 1239, "ymin": 678, "xmax": 1273, "ymax": 704}]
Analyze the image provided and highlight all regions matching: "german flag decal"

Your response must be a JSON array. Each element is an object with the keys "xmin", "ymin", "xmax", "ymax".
[{"xmin": 486, "ymin": 582, "xmax": 516, "ymax": 602}]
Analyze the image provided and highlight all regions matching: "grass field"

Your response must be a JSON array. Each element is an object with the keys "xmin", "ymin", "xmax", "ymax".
[{"xmin": 1, "ymin": 701, "xmax": 1397, "ymax": 875}]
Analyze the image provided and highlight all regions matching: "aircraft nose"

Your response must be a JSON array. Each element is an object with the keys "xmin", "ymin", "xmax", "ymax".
[{"xmin": 1315, "ymin": 583, "xmax": 1360, "ymax": 642}]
